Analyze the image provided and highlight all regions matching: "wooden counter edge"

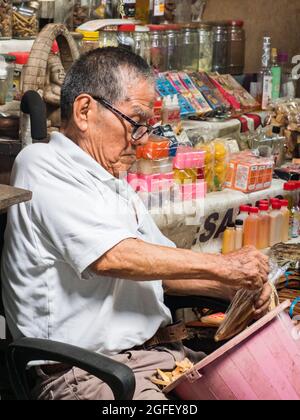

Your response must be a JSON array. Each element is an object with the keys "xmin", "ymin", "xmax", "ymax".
[{"xmin": 0, "ymin": 184, "xmax": 32, "ymax": 212}]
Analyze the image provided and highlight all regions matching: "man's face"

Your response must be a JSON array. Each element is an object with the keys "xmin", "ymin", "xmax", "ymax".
[{"xmin": 77, "ymin": 77, "xmax": 155, "ymax": 178}]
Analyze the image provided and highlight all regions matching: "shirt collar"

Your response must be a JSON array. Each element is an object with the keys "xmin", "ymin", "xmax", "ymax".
[{"xmin": 49, "ymin": 131, "xmax": 115, "ymax": 183}]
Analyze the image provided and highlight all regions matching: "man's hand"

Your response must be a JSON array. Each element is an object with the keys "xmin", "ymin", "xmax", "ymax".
[
  {"xmin": 220, "ymin": 246, "xmax": 270, "ymax": 290},
  {"xmin": 253, "ymin": 283, "xmax": 272, "ymax": 319}
]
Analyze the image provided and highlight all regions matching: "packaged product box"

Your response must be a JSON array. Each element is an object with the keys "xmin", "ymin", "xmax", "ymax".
[
  {"xmin": 210, "ymin": 74, "xmax": 260, "ymax": 113},
  {"xmin": 190, "ymin": 72, "xmax": 230, "ymax": 112},
  {"xmin": 178, "ymin": 72, "xmax": 212, "ymax": 115},
  {"xmin": 155, "ymin": 74, "xmax": 196, "ymax": 117},
  {"xmin": 225, "ymin": 153, "xmax": 274, "ymax": 193}
]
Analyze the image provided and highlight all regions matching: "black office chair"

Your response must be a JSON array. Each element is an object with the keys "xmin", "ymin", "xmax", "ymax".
[
  {"xmin": 1, "ymin": 92, "xmax": 229, "ymax": 400},
  {"xmin": 0, "ymin": 212, "xmax": 136, "ymax": 401}
]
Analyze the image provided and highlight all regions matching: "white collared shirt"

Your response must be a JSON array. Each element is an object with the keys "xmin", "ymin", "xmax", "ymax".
[{"xmin": 1, "ymin": 132, "xmax": 173, "ymax": 355}]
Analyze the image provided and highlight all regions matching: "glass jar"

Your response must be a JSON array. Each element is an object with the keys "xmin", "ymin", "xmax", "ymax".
[
  {"xmin": 77, "ymin": 30, "xmax": 100, "ymax": 53},
  {"xmin": 99, "ymin": 27, "xmax": 118, "ymax": 48},
  {"xmin": 198, "ymin": 23, "xmax": 213, "ymax": 72},
  {"xmin": 227, "ymin": 20, "xmax": 245, "ymax": 75},
  {"xmin": 212, "ymin": 22, "xmax": 229, "ymax": 74},
  {"xmin": 149, "ymin": 25, "xmax": 167, "ymax": 72},
  {"xmin": 117, "ymin": 24, "xmax": 135, "ymax": 51},
  {"xmin": 0, "ymin": 56, "xmax": 8, "ymax": 106},
  {"xmin": 73, "ymin": 0, "xmax": 92, "ymax": 29},
  {"xmin": 165, "ymin": 24, "xmax": 182, "ymax": 71},
  {"xmin": 133, "ymin": 26, "xmax": 151, "ymax": 65},
  {"xmin": 181, "ymin": 24, "xmax": 199, "ymax": 72},
  {"xmin": 0, "ymin": 54, "xmax": 15, "ymax": 102},
  {"xmin": 12, "ymin": 1, "xmax": 39, "ymax": 40},
  {"xmin": 0, "ymin": 0, "xmax": 13, "ymax": 39},
  {"xmin": 8, "ymin": 51, "xmax": 29, "ymax": 100}
]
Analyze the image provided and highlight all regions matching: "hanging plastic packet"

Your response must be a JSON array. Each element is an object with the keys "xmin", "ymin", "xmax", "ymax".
[{"xmin": 215, "ymin": 260, "xmax": 289, "ymax": 342}]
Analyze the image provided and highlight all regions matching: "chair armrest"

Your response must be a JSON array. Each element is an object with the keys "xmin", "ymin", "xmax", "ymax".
[{"xmin": 7, "ymin": 337, "xmax": 135, "ymax": 400}]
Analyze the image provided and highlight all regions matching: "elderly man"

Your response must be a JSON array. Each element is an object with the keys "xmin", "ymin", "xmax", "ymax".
[{"xmin": 1, "ymin": 48, "xmax": 270, "ymax": 400}]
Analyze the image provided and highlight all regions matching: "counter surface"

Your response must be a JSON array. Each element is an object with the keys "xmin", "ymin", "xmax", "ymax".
[{"xmin": 0, "ymin": 184, "xmax": 32, "ymax": 212}]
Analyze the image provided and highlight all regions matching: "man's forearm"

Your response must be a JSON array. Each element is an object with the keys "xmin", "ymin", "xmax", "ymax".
[
  {"xmin": 91, "ymin": 238, "xmax": 227, "ymax": 282},
  {"xmin": 163, "ymin": 279, "xmax": 232, "ymax": 301}
]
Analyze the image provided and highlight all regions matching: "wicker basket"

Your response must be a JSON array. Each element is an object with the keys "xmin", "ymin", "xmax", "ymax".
[{"xmin": 22, "ymin": 23, "xmax": 80, "ymax": 94}]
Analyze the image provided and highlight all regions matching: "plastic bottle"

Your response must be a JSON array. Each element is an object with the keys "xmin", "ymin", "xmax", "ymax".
[
  {"xmin": 222, "ymin": 223, "xmax": 236, "ymax": 254},
  {"xmin": 257, "ymin": 204, "xmax": 270, "ymax": 249},
  {"xmin": 280, "ymin": 199, "xmax": 290, "ymax": 243},
  {"xmin": 271, "ymin": 48, "xmax": 282, "ymax": 101},
  {"xmin": 243, "ymin": 207, "xmax": 259, "ymax": 248},
  {"xmin": 284, "ymin": 181, "xmax": 297, "ymax": 210},
  {"xmin": 235, "ymin": 220, "xmax": 244, "ymax": 251},
  {"xmin": 238, "ymin": 205, "xmax": 250, "ymax": 224},
  {"xmin": 269, "ymin": 201, "xmax": 284, "ymax": 246}
]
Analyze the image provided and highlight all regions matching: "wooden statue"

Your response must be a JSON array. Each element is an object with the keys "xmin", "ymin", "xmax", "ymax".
[{"xmin": 22, "ymin": 23, "xmax": 80, "ymax": 129}]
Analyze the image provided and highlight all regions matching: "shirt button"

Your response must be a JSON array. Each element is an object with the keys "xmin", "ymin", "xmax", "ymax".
[{"xmin": 73, "ymin": 386, "xmax": 78, "ymax": 393}]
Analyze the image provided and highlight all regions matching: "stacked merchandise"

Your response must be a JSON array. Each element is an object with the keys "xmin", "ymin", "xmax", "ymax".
[
  {"xmin": 225, "ymin": 150, "xmax": 274, "ymax": 193},
  {"xmin": 155, "ymin": 71, "xmax": 259, "ymax": 119},
  {"xmin": 266, "ymin": 98, "xmax": 300, "ymax": 160},
  {"xmin": 222, "ymin": 181, "xmax": 300, "ymax": 254}
]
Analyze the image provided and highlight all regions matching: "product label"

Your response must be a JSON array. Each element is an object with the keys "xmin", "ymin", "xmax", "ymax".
[
  {"xmin": 120, "ymin": 0, "xmax": 136, "ymax": 18},
  {"xmin": 271, "ymin": 66, "xmax": 281, "ymax": 100},
  {"xmin": 153, "ymin": 0, "xmax": 165, "ymax": 16},
  {"xmin": 262, "ymin": 75, "xmax": 272, "ymax": 110}
]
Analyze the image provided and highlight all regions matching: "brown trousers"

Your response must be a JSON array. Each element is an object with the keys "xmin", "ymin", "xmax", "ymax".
[{"xmin": 31, "ymin": 343, "xmax": 205, "ymax": 400}]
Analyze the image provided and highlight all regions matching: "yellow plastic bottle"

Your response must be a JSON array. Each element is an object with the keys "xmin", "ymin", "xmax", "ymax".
[
  {"xmin": 243, "ymin": 207, "xmax": 259, "ymax": 248},
  {"xmin": 222, "ymin": 223, "xmax": 236, "ymax": 254}
]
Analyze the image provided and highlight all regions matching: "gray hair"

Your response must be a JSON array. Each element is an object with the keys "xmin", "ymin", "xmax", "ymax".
[{"xmin": 61, "ymin": 47, "xmax": 154, "ymax": 121}]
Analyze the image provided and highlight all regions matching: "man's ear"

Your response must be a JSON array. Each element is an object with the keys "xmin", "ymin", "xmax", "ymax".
[{"xmin": 72, "ymin": 94, "xmax": 94, "ymax": 132}]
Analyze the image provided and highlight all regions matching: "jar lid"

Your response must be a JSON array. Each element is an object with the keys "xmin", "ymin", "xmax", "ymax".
[
  {"xmin": 228, "ymin": 20, "xmax": 244, "ymax": 27},
  {"xmin": 148, "ymin": 25, "xmax": 167, "ymax": 32},
  {"xmin": 7, "ymin": 51, "xmax": 30, "ymax": 65},
  {"xmin": 118, "ymin": 24, "xmax": 135, "ymax": 32},
  {"xmin": 198, "ymin": 23, "xmax": 212, "ymax": 30},
  {"xmin": 135, "ymin": 25, "xmax": 150, "ymax": 32},
  {"xmin": 163, "ymin": 24, "xmax": 182, "ymax": 31},
  {"xmin": 208, "ymin": 21, "xmax": 230, "ymax": 27},
  {"xmin": 76, "ymin": 30, "xmax": 99, "ymax": 41},
  {"xmin": 181, "ymin": 23, "xmax": 200, "ymax": 30}
]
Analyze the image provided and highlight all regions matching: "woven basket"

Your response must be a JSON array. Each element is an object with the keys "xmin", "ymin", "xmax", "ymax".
[{"xmin": 22, "ymin": 23, "xmax": 80, "ymax": 94}]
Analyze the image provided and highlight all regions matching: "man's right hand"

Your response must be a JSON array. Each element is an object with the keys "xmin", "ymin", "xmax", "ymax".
[{"xmin": 219, "ymin": 246, "xmax": 270, "ymax": 290}]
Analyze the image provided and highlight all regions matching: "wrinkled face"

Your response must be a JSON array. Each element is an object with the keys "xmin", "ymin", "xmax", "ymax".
[{"xmin": 65, "ymin": 75, "xmax": 155, "ymax": 178}]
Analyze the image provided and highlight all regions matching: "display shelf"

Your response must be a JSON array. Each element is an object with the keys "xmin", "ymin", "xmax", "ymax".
[{"xmin": 150, "ymin": 179, "xmax": 287, "ymax": 252}]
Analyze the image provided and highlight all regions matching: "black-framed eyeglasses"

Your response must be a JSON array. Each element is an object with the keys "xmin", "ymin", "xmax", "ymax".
[{"xmin": 92, "ymin": 96, "xmax": 154, "ymax": 142}]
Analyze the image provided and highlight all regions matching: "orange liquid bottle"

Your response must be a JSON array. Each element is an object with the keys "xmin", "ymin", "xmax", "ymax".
[
  {"xmin": 243, "ymin": 207, "xmax": 259, "ymax": 248},
  {"xmin": 280, "ymin": 199, "xmax": 290, "ymax": 243},
  {"xmin": 269, "ymin": 201, "xmax": 284, "ymax": 246},
  {"xmin": 257, "ymin": 204, "xmax": 270, "ymax": 249}
]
